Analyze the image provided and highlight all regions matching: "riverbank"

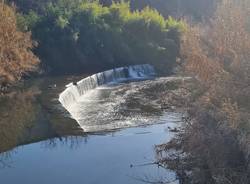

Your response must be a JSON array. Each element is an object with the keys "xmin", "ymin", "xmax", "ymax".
[
  {"xmin": 155, "ymin": 0, "xmax": 250, "ymax": 183},
  {"xmin": 155, "ymin": 80, "xmax": 250, "ymax": 183}
]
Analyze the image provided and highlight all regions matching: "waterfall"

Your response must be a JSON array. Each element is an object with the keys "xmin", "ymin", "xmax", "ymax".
[{"xmin": 59, "ymin": 64, "xmax": 156, "ymax": 109}]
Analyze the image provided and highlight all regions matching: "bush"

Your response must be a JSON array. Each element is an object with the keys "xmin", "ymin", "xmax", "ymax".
[
  {"xmin": 157, "ymin": 0, "xmax": 250, "ymax": 183},
  {"xmin": 0, "ymin": 3, "xmax": 39, "ymax": 86},
  {"xmin": 19, "ymin": 0, "xmax": 183, "ymax": 74}
]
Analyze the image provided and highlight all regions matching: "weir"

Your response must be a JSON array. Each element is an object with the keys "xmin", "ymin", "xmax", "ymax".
[{"xmin": 59, "ymin": 64, "xmax": 156, "ymax": 109}]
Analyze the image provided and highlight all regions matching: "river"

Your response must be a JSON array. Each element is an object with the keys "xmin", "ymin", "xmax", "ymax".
[{"xmin": 0, "ymin": 67, "xmax": 183, "ymax": 184}]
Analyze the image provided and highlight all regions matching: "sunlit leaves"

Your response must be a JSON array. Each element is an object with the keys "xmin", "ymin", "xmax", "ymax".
[{"xmin": 25, "ymin": 0, "xmax": 183, "ymax": 74}]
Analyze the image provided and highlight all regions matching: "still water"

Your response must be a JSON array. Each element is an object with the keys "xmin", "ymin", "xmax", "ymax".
[
  {"xmin": 0, "ymin": 121, "xmax": 178, "ymax": 184},
  {"xmin": 0, "ymin": 76, "xmax": 181, "ymax": 184}
]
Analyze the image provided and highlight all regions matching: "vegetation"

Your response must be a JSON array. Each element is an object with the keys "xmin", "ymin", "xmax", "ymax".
[
  {"xmin": 7, "ymin": 0, "xmax": 54, "ymax": 13},
  {"xmin": 157, "ymin": 0, "xmax": 250, "ymax": 183},
  {"xmin": 8, "ymin": 0, "xmax": 216, "ymax": 19},
  {"xmin": 16, "ymin": 0, "xmax": 183, "ymax": 74},
  {"xmin": 0, "ymin": 2, "xmax": 39, "ymax": 89},
  {"xmin": 101, "ymin": 0, "xmax": 216, "ymax": 19},
  {"xmin": 4, "ymin": 0, "xmax": 212, "ymax": 76},
  {"xmin": 2, "ymin": 0, "xmax": 250, "ymax": 182}
]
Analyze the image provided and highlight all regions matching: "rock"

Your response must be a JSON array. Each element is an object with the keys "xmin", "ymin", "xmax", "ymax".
[{"xmin": 48, "ymin": 84, "xmax": 57, "ymax": 89}]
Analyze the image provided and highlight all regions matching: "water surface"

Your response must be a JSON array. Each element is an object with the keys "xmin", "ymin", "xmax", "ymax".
[
  {"xmin": 0, "ymin": 120, "xmax": 179, "ymax": 184},
  {"xmin": 0, "ymin": 76, "xmax": 182, "ymax": 184}
]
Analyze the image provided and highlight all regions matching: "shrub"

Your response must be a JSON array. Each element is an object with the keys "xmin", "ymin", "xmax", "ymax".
[
  {"xmin": 157, "ymin": 0, "xmax": 250, "ymax": 183},
  {"xmin": 0, "ymin": 3, "xmax": 39, "ymax": 86},
  {"xmin": 20, "ymin": 0, "xmax": 183, "ymax": 74}
]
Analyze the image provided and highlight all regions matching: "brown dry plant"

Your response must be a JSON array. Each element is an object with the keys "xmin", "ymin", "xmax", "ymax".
[
  {"xmin": 157, "ymin": 0, "xmax": 250, "ymax": 183},
  {"xmin": 0, "ymin": 2, "xmax": 39, "ymax": 86}
]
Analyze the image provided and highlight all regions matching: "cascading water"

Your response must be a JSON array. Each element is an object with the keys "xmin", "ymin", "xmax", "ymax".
[
  {"xmin": 59, "ymin": 64, "xmax": 158, "ymax": 132},
  {"xmin": 59, "ymin": 64, "xmax": 155, "ymax": 109}
]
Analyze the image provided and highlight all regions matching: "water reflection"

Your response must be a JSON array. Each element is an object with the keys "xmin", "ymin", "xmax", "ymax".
[
  {"xmin": 0, "ymin": 78, "xmax": 82, "ymax": 155},
  {"xmin": 0, "ymin": 151, "xmax": 14, "ymax": 169},
  {"xmin": 41, "ymin": 135, "xmax": 89, "ymax": 150},
  {"xmin": 0, "ymin": 76, "xmax": 182, "ymax": 184},
  {"xmin": 0, "ymin": 88, "xmax": 41, "ymax": 153},
  {"xmin": 0, "ymin": 122, "xmax": 179, "ymax": 184}
]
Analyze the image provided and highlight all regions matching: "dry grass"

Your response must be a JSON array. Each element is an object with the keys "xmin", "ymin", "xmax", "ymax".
[{"xmin": 157, "ymin": 0, "xmax": 250, "ymax": 183}]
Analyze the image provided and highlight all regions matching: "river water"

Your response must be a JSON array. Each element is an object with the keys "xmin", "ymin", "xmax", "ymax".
[{"xmin": 0, "ymin": 74, "xmax": 182, "ymax": 184}]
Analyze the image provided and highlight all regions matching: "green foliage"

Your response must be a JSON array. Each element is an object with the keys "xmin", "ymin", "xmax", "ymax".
[
  {"xmin": 20, "ymin": 0, "xmax": 183, "ymax": 74},
  {"xmin": 17, "ymin": 11, "xmax": 41, "ymax": 31},
  {"xmin": 166, "ymin": 16, "xmax": 184, "ymax": 30}
]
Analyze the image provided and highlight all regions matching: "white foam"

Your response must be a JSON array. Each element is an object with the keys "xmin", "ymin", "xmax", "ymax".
[
  {"xmin": 58, "ymin": 64, "xmax": 159, "ymax": 131},
  {"xmin": 59, "ymin": 64, "xmax": 156, "ymax": 110}
]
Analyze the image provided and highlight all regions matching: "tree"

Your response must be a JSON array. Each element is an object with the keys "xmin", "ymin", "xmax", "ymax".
[
  {"xmin": 24, "ymin": 1, "xmax": 183, "ymax": 74},
  {"xmin": 100, "ymin": 0, "xmax": 216, "ymax": 19},
  {"xmin": 0, "ymin": 2, "xmax": 39, "ymax": 86},
  {"xmin": 181, "ymin": 0, "xmax": 250, "ymax": 112}
]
